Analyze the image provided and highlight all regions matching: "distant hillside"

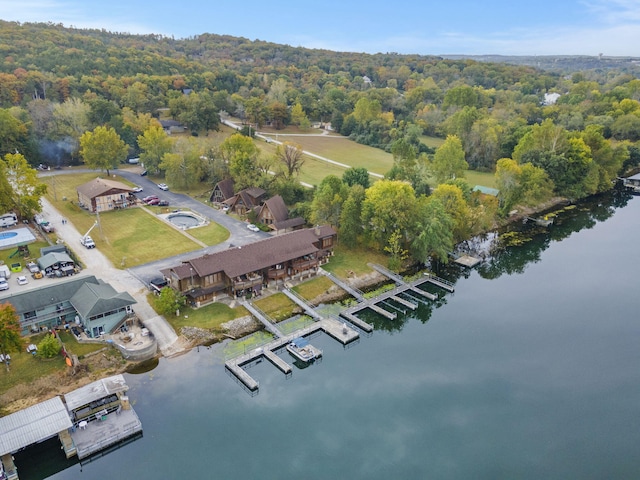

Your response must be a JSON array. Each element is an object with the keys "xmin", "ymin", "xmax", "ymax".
[{"xmin": 442, "ymin": 54, "xmax": 640, "ymax": 74}]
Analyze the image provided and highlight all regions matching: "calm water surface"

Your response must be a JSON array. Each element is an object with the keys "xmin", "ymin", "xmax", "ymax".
[{"xmin": 18, "ymin": 191, "xmax": 640, "ymax": 479}]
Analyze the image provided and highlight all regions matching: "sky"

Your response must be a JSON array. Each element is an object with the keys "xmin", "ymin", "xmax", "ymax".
[{"xmin": 1, "ymin": 0, "xmax": 639, "ymax": 57}]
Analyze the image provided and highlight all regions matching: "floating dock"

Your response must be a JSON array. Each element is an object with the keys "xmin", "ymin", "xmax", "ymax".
[
  {"xmin": 0, "ymin": 375, "xmax": 142, "ymax": 479},
  {"xmin": 225, "ymin": 317, "xmax": 359, "ymax": 392}
]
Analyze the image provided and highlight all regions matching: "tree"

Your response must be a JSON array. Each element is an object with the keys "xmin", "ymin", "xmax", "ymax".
[
  {"xmin": 361, "ymin": 179, "xmax": 417, "ymax": 247},
  {"xmin": 338, "ymin": 184, "xmax": 365, "ymax": 248},
  {"xmin": 79, "ymin": 126, "xmax": 128, "ymax": 176},
  {"xmin": 220, "ymin": 133, "xmax": 263, "ymax": 189},
  {"xmin": 37, "ymin": 333, "xmax": 61, "ymax": 358},
  {"xmin": 53, "ymin": 98, "xmax": 90, "ymax": 158},
  {"xmin": 0, "ymin": 303, "xmax": 23, "ymax": 371},
  {"xmin": 138, "ymin": 125, "xmax": 173, "ymax": 174},
  {"xmin": 275, "ymin": 141, "xmax": 305, "ymax": 179},
  {"xmin": 0, "ymin": 160, "xmax": 14, "ymax": 214},
  {"xmin": 495, "ymin": 158, "xmax": 553, "ymax": 215},
  {"xmin": 156, "ymin": 287, "xmax": 186, "ymax": 316},
  {"xmin": 0, "ymin": 108, "xmax": 29, "ymax": 157},
  {"xmin": 410, "ymin": 196, "xmax": 454, "ymax": 264},
  {"xmin": 290, "ymin": 102, "xmax": 308, "ymax": 127},
  {"xmin": 342, "ymin": 167, "xmax": 370, "ymax": 189},
  {"xmin": 384, "ymin": 229, "xmax": 409, "ymax": 272},
  {"xmin": 2, "ymin": 153, "xmax": 47, "ymax": 219},
  {"xmin": 431, "ymin": 135, "xmax": 468, "ymax": 184},
  {"xmin": 159, "ymin": 137, "xmax": 205, "ymax": 189},
  {"xmin": 581, "ymin": 125, "xmax": 628, "ymax": 192},
  {"xmin": 431, "ymin": 183, "xmax": 472, "ymax": 242},
  {"xmin": 311, "ymin": 175, "xmax": 348, "ymax": 227}
]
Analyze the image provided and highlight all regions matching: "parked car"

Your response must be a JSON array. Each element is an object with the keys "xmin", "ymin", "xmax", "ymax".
[
  {"xmin": 140, "ymin": 169, "xmax": 148, "ymax": 176},
  {"xmin": 16, "ymin": 275, "xmax": 28, "ymax": 286},
  {"xmin": 0, "ymin": 279, "xmax": 8, "ymax": 291},
  {"xmin": 157, "ymin": 183, "xmax": 169, "ymax": 191},
  {"xmin": 146, "ymin": 198, "xmax": 161, "ymax": 206},
  {"xmin": 158, "ymin": 200, "xmax": 169, "ymax": 207},
  {"xmin": 132, "ymin": 185, "xmax": 143, "ymax": 193},
  {"xmin": 143, "ymin": 195, "xmax": 159, "ymax": 203},
  {"xmin": 246, "ymin": 223, "xmax": 260, "ymax": 232}
]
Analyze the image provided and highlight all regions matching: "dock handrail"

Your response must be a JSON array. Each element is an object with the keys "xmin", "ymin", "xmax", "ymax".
[
  {"xmin": 319, "ymin": 269, "xmax": 365, "ymax": 300},
  {"xmin": 368, "ymin": 263, "xmax": 405, "ymax": 285},
  {"xmin": 282, "ymin": 288, "xmax": 322, "ymax": 320},
  {"xmin": 423, "ymin": 272, "xmax": 454, "ymax": 288},
  {"xmin": 240, "ymin": 300, "xmax": 284, "ymax": 338}
]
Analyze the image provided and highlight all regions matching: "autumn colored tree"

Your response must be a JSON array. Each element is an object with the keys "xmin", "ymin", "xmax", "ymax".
[
  {"xmin": 220, "ymin": 133, "xmax": 263, "ymax": 190},
  {"xmin": 0, "ymin": 303, "xmax": 23, "ymax": 371},
  {"xmin": 80, "ymin": 126, "xmax": 128, "ymax": 176},
  {"xmin": 361, "ymin": 179, "xmax": 417, "ymax": 247},
  {"xmin": 2, "ymin": 152, "xmax": 47, "ymax": 219},
  {"xmin": 138, "ymin": 125, "xmax": 173, "ymax": 174}
]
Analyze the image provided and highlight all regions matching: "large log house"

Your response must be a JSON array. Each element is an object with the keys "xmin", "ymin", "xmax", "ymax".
[{"xmin": 161, "ymin": 226, "xmax": 336, "ymax": 306}]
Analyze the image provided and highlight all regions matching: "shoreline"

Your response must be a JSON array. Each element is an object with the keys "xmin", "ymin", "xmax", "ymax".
[{"xmin": 0, "ymin": 194, "xmax": 576, "ymax": 415}]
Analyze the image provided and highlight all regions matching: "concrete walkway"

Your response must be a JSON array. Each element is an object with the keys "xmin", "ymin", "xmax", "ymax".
[{"xmin": 39, "ymin": 198, "xmax": 185, "ymax": 357}]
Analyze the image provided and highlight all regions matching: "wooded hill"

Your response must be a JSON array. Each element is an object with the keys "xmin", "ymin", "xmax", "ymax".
[{"xmin": 1, "ymin": 20, "xmax": 639, "ymax": 265}]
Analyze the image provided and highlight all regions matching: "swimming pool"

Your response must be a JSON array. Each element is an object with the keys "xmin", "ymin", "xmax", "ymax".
[
  {"xmin": 0, "ymin": 228, "xmax": 36, "ymax": 250},
  {"xmin": 165, "ymin": 212, "xmax": 207, "ymax": 229}
]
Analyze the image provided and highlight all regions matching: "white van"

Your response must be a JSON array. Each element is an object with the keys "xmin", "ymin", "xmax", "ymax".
[{"xmin": 0, "ymin": 213, "xmax": 17, "ymax": 227}]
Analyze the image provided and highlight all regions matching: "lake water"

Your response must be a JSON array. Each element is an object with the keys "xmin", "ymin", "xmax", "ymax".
[{"xmin": 18, "ymin": 190, "xmax": 640, "ymax": 480}]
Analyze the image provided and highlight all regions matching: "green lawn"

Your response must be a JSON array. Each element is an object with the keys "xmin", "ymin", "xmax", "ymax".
[
  {"xmin": 0, "ymin": 331, "xmax": 104, "ymax": 396},
  {"xmin": 464, "ymin": 170, "xmax": 497, "ymax": 189},
  {"xmin": 43, "ymin": 174, "xmax": 223, "ymax": 267},
  {"xmin": 0, "ymin": 240, "xmax": 50, "ymax": 266},
  {"xmin": 148, "ymin": 294, "xmax": 248, "ymax": 332},
  {"xmin": 182, "ymin": 221, "xmax": 230, "ymax": 245},
  {"xmin": 292, "ymin": 276, "xmax": 335, "ymax": 301},
  {"xmin": 323, "ymin": 245, "xmax": 390, "ymax": 278},
  {"xmin": 253, "ymin": 293, "xmax": 296, "ymax": 322}
]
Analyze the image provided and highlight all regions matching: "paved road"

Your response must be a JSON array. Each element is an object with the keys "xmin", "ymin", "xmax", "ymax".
[
  {"xmin": 40, "ymin": 197, "xmax": 189, "ymax": 356},
  {"xmin": 37, "ymin": 168, "xmax": 271, "ymax": 355},
  {"xmin": 112, "ymin": 168, "xmax": 270, "ymax": 285}
]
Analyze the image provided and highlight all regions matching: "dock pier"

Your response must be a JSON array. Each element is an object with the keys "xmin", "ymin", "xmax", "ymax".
[{"xmin": 224, "ymin": 316, "xmax": 359, "ymax": 393}]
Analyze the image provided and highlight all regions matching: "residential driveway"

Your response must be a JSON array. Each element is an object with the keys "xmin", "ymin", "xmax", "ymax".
[
  {"xmin": 112, "ymin": 168, "xmax": 270, "ymax": 285},
  {"xmin": 40, "ymin": 197, "xmax": 186, "ymax": 356},
  {"xmin": 37, "ymin": 168, "xmax": 271, "ymax": 355}
]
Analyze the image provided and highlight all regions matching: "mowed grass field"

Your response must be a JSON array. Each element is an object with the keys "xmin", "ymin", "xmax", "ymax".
[{"xmin": 42, "ymin": 173, "xmax": 226, "ymax": 267}]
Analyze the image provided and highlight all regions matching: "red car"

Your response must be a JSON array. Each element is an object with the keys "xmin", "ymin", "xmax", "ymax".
[
  {"xmin": 146, "ymin": 198, "xmax": 161, "ymax": 205},
  {"xmin": 143, "ymin": 195, "xmax": 159, "ymax": 203}
]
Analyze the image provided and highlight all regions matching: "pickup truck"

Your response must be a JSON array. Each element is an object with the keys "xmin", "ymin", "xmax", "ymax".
[{"xmin": 80, "ymin": 235, "xmax": 96, "ymax": 249}]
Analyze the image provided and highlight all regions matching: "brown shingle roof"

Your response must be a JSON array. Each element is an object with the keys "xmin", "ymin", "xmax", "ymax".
[
  {"xmin": 76, "ymin": 178, "xmax": 132, "ymax": 199},
  {"xmin": 163, "ymin": 226, "xmax": 335, "ymax": 280},
  {"xmin": 261, "ymin": 195, "xmax": 289, "ymax": 222}
]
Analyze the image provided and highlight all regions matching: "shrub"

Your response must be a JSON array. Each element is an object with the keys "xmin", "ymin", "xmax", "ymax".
[{"xmin": 37, "ymin": 334, "xmax": 61, "ymax": 358}]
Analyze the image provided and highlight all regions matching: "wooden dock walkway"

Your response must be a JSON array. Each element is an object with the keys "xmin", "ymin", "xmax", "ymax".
[
  {"xmin": 225, "ymin": 317, "xmax": 359, "ymax": 392},
  {"xmin": 282, "ymin": 289, "xmax": 323, "ymax": 319},
  {"xmin": 423, "ymin": 273, "xmax": 455, "ymax": 292},
  {"xmin": 240, "ymin": 300, "xmax": 284, "ymax": 338},
  {"xmin": 319, "ymin": 268, "xmax": 365, "ymax": 301}
]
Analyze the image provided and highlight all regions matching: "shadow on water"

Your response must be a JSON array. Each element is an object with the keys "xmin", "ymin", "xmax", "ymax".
[{"xmin": 125, "ymin": 357, "xmax": 160, "ymax": 375}]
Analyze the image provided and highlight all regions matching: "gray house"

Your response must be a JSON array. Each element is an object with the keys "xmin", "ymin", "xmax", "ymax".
[
  {"xmin": 1, "ymin": 275, "xmax": 136, "ymax": 337},
  {"xmin": 38, "ymin": 251, "xmax": 76, "ymax": 277}
]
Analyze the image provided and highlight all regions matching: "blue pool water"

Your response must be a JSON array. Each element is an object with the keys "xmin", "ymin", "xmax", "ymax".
[{"xmin": 0, "ymin": 231, "xmax": 17, "ymax": 239}]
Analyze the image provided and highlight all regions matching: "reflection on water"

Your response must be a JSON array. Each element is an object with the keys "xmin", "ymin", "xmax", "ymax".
[{"xmin": 19, "ymin": 189, "xmax": 640, "ymax": 480}]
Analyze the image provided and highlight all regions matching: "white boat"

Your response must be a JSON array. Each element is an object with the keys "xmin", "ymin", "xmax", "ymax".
[{"xmin": 286, "ymin": 337, "xmax": 322, "ymax": 363}]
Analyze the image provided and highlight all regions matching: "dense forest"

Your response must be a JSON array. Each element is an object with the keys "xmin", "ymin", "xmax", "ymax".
[{"xmin": 1, "ymin": 20, "xmax": 639, "ymax": 264}]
